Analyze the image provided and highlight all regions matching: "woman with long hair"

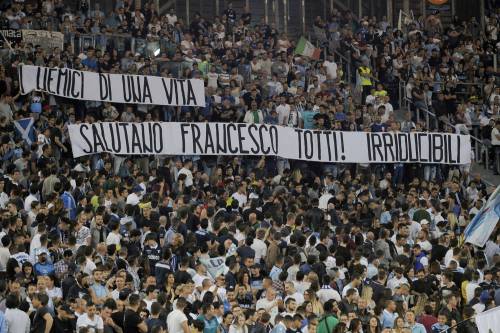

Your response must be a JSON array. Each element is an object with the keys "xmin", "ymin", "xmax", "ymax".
[
  {"xmin": 305, "ymin": 288, "xmax": 324, "ymax": 316},
  {"xmin": 347, "ymin": 318, "xmax": 363, "ymax": 333},
  {"xmin": 365, "ymin": 316, "xmax": 381, "ymax": 333},
  {"xmin": 229, "ymin": 313, "xmax": 248, "ymax": 333},
  {"xmin": 333, "ymin": 323, "xmax": 348, "ymax": 333},
  {"xmin": 163, "ymin": 272, "xmax": 176, "ymax": 304},
  {"xmin": 392, "ymin": 317, "xmax": 406, "ymax": 333}
]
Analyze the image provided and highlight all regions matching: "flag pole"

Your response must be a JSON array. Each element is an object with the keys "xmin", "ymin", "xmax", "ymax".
[
  {"xmin": 0, "ymin": 31, "xmax": 14, "ymax": 52},
  {"xmin": 439, "ymin": 316, "xmax": 475, "ymax": 333}
]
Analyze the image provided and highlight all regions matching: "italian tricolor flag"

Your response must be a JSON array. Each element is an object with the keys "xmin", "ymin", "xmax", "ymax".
[{"xmin": 294, "ymin": 37, "xmax": 321, "ymax": 60}]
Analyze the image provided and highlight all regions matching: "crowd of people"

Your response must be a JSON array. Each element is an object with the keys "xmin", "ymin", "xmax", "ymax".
[{"xmin": 0, "ymin": 0, "xmax": 499, "ymax": 333}]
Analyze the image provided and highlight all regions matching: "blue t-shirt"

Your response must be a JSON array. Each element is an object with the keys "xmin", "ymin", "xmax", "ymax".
[
  {"xmin": 198, "ymin": 315, "xmax": 219, "ymax": 333},
  {"xmin": 34, "ymin": 262, "xmax": 55, "ymax": 276}
]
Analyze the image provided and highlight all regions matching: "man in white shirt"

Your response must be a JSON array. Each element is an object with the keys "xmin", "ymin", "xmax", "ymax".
[
  {"xmin": 256, "ymin": 288, "xmax": 279, "ymax": 324},
  {"xmin": 0, "ymin": 236, "xmax": 10, "ymax": 273},
  {"xmin": 192, "ymin": 263, "xmax": 213, "ymax": 289},
  {"xmin": 465, "ymin": 272, "xmax": 481, "ymax": 303},
  {"xmin": 5, "ymin": 294, "xmax": 30, "ymax": 333},
  {"xmin": 76, "ymin": 302, "xmax": 104, "ymax": 333},
  {"xmin": 323, "ymin": 55, "xmax": 338, "ymax": 80},
  {"xmin": 316, "ymin": 275, "xmax": 341, "ymax": 303},
  {"xmin": 492, "ymin": 120, "xmax": 500, "ymax": 175},
  {"xmin": 106, "ymin": 220, "xmax": 122, "ymax": 250},
  {"xmin": 178, "ymin": 160, "xmax": 194, "ymax": 187},
  {"xmin": 284, "ymin": 282, "xmax": 305, "ymax": 305},
  {"xmin": 24, "ymin": 185, "xmax": 39, "ymax": 212},
  {"xmin": 166, "ymin": 8, "xmax": 178, "ymax": 25},
  {"xmin": 231, "ymin": 184, "xmax": 247, "ymax": 208},
  {"xmin": 386, "ymin": 267, "xmax": 409, "ymax": 293},
  {"xmin": 276, "ymin": 96, "xmax": 291, "ymax": 126},
  {"xmin": 167, "ymin": 297, "xmax": 190, "ymax": 333},
  {"xmin": 251, "ymin": 229, "xmax": 267, "ymax": 264}
]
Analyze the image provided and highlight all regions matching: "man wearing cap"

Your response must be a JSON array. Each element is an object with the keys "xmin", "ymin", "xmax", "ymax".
[{"xmin": 34, "ymin": 249, "xmax": 55, "ymax": 276}]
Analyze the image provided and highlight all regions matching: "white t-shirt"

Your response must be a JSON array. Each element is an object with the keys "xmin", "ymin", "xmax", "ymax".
[
  {"xmin": 193, "ymin": 273, "xmax": 213, "ymax": 287},
  {"xmin": 323, "ymin": 60, "xmax": 338, "ymax": 80},
  {"xmin": 178, "ymin": 167, "xmax": 194, "ymax": 187},
  {"xmin": 46, "ymin": 287, "xmax": 63, "ymax": 300},
  {"xmin": 255, "ymin": 298, "xmax": 279, "ymax": 324},
  {"xmin": 251, "ymin": 239, "xmax": 267, "ymax": 263},
  {"xmin": 166, "ymin": 13, "xmax": 178, "ymax": 25},
  {"xmin": 24, "ymin": 194, "xmax": 38, "ymax": 212},
  {"xmin": 76, "ymin": 313, "xmax": 104, "ymax": 331},
  {"xmin": 207, "ymin": 72, "xmax": 219, "ymax": 89},
  {"xmin": 84, "ymin": 258, "xmax": 97, "ymax": 275},
  {"xmin": 285, "ymin": 291, "xmax": 305, "ymax": 305},
  {"xmin": 231, "ymin": 192, "xmax": 247, "ymax": 208},
  {"xmin": 106, "ymin": 232, "xmax": 121, "ymax": 248},
  {"xmin": 167, "ymin": 309, "xmax": 188, "ymax": 333},
  {"xmin": 492, "ymin": 127, "xmax": 500, "ymax": 146},
  {"xmin": 276, "ymin": 104, "xmax": 291, "ymax": 126}
]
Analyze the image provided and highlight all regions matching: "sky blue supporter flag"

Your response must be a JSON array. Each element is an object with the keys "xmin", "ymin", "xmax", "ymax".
[
  {"xmin": 14, "ymin": 117, "xmax": 35, "ymax": 145},
  {"xmin": 464, "ymin": 185, "xmax": 500, "ymax": 247}
]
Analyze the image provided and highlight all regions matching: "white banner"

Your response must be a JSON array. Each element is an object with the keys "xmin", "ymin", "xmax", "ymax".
[
  {"xmin": 19, "ymin": 65, "xmax": 205, "ymax": 107},
  {"xmin": 476, "ymin": 306, "xmax": 500, "ymax": 333},
  {"xmin": 21, "ymin": 30, "xmax": 64, "ymax": 52},
  {"xmin": 67, "ymin": 122, "xmax": 471, "ymax": 164}
]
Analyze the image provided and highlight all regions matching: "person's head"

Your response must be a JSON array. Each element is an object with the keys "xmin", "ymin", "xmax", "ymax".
[
  {"xmin": 86, "ymin": 302, "xmax": 97, "ymax": 317},
  {"xmin": 369, "ymin": 316, "xmax": 379, "ymax": 328},
  {"xmin": 394, "ymin": 317, "xmax": 405, "ymax": 329},
  {"xmin": 349, "ymin": 318, "xmax": 362, "ymax": 332},
  {"xmin": 190, "ymin": 320, "xmax": 205, "ymax": 333},
  {"xmin": 31, "ymin": 293, "xmax": 49, "ymax": 309},
  {"xmin": 266, "ymin": 288, "xmax": 276, "ymax": 301},
  {"xmin": 437, "ymin": 313, "xmax": 448, "ymax": 325},
  {"xmin": 385, "ymin": 300, "xmax": 396, "ymax": 312},
  {"xmin": 128, "ymin": 293, "xmax": 141, "ymax": 309},
  {"xmin": 445, "ymin": 294, "xmax": 458, "ymax": 308},
  {"xmin": 176, "ymin": 297, "xmax": 188, "ymax": 310},
  {"xmin": 405, "ymin": 310, "xmax": 416, "ymax": 324},
  {"xmin": 202, "ymin": 304, "xmax": 214, "ymax": 318},
  {"xmin": 5, "ymin": 293, "xmax": 19, "ymax": 309},
  {"xmin": 223, "ymin": 312, "xmax": 234, "ymax": 325},
  {"xmin": 285, "ymin": 298, "xmax": 297, "ymax": 312}
]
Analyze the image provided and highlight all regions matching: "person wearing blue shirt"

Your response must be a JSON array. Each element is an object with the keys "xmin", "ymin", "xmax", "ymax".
[
  {"xmin": 197, "ymin": 304, "xmax": 219, "ymax": 333},
  {"xmin": 406, "ymin": 311, "xmax": 426, "ymax": 333},
  {"xmin": 82, "ymin": 48, "xmax": 98, "ymax": 70},
  {"xmin": 431, "ymin": 314, "xmax": 450, "ymax": 333},
  {"xmin": 380, "ymin": 300, "xmax": 398, "ymax": 328},
  {"xmin": 90, "ymin": 268, "xmax": 108, "ymax": 301},
  {"xmin": 0, "ymin": 311, "xmax": 6, "ymax": 333},
  {"xmin": 269, "ymin": 256, "xmax": 284, "ymax": 281},
  {"xmin": 34, "ymin": 252, "xmax": 55, "ymax": 276},
  {"xmin": 60, "ymin": 184, "xmax": 77, "ymax": 221}
]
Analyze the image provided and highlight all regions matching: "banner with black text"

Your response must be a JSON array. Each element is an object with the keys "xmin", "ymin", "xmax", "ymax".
[
  {"xmin": 68, "ymin": 122, "xmax": 471, "ymax": 164},
  {"xmin": 19, "ymin": 65, "xmax": 205, "ymax": 107}
]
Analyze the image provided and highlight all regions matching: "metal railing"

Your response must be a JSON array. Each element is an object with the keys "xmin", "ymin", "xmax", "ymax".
[{"xmin": 403, "ymin": 96, "xmax": 495, "ymax": 176}]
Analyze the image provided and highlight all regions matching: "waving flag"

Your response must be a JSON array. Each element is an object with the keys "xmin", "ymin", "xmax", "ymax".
[
  {"xmin": 464, "ymin": 185, "xmax": 500, "ymax": 247},
  {"xmin": 294, "ymin": 37, "xmax": 321, "ymax": 60},
  {"xmin": 14, "ymin": 117, "xmax": 35, "ymax": 145}
]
